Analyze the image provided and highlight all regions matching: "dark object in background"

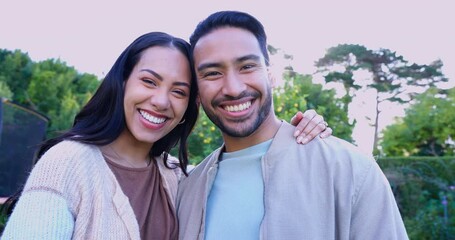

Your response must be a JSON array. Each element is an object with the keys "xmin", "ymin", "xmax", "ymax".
[{"xmin": 0, "ymin": 98, "xmax": 48, "ymax": 198}]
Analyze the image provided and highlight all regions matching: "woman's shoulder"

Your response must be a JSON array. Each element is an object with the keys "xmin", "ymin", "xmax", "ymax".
[
  {"xmin": 24, "ymin": 141, "xmax": 100, "ymax": 193},
  {"xmin": 44, "ymin": 140, "xmax": 98, "ymax": 158},
  {"xmin": 37, "ymin": 140, "xmax": 101, "ymax": 166},
  {"xmin": 22, "ymin": 141, "xmax": 109, "ymax": 216},
  {"xmin": 27, "ymin": 141, "xmax": 103, "ymax": 187}
]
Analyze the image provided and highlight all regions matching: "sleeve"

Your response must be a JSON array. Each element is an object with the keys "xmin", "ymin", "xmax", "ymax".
[
  {"xmin": 350, "ymin": 161, "xmax": 409, "ymax": 240},
  {"xmin": 1, "ymin": 191, "xmax": 74, "ymax": 239}
]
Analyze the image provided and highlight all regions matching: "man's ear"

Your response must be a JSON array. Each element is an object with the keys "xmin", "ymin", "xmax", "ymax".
[
  {"xmin": 268, "ymin": 69, "xmax": 277, "ymax": 89},
  {"xmin": 196, "ymin": 94, "xmax": 201, "ymax": 107}
]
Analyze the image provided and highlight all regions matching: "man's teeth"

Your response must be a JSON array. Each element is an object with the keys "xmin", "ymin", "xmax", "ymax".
[
  {"xmin": 224, "ymin": 101, "xmax": 251, "ymax": 112},
  {"xmin": 140, "ymin": 110, "xmax": 166, "ymax": 124}
]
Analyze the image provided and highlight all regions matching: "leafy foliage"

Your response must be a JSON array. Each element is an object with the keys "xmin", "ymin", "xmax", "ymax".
[
  {"xmin": 0, "ymin": 207, "xmax": 6, "ymax": 234},
  {"xmin": 316, "ymin": 44, "xmax": 448, "ymax": 154},
  {"xmin": 0, "ymin": 49, "xmax": 33, "ymax": 103},
  {"xmin": 0, "ymin": 49, "xmax": 100, "ymax": 138},
  {"xmin": 186, "ymin": 111, "xmax": 223, "ymax": 165},
  {"xmin": 2, "ymin": 45, "xmax": 453, "ymax": 237},
  {"xmin": 377, "ymin": 157, "xmax": 455, "ymax": 239},
  {"xmin": 0, "ymin": 81, "xmax": 13, "ymax": 99},
  {"xmin": 274, "ymin": 71, "xmax": 354, "ymax": 142},
  {"xmin": 381, "ymin": 87, "xmax": 455, "ymax": 156},
  {"xmin": 185, "ymin": 70, "xmax": 354, "ymax": 165}
]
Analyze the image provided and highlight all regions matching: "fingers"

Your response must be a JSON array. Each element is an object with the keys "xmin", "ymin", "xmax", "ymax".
[
  {"xmin": 290, "ymin": 111, "xmax": 304, "ymax": 127},
  {"xmin": 320, "ymin": 126, "xmax": 333, "ymax": 139},
  {"xmin": 292, "ymin": 109, "xmax": 317, "ymax": 137},
  {"xmin": 295, "ymin": 115, "xmax": 323, "ymax": 144},
  {"xmin": 295, "ymin": 110, "xmax": 338, "ymax": 144},
  {"xmin": 292, "ymin": 109, "xmax": 333, "ymax": 144}
]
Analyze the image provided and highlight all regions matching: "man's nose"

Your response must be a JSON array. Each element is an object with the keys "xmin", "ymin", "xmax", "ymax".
[{"xmin": 222, "ymin": 72, "xmax": 247, "ymax": 97}]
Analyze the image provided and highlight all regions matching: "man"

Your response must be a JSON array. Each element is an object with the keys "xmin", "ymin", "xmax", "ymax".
[{"xmin": 177, "ymin": 11, "xmax": 408, "ymax": 240}]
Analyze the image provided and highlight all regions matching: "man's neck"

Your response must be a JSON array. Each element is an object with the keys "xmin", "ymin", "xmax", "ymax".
[{"xmin": 222, "ymin": 115, "xmax": 281, "ymax": 152}]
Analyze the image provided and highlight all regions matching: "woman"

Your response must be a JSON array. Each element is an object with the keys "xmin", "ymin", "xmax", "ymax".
[{"xmin": 1, "ymin": 32, "xmax": 330, "ymax": 239}]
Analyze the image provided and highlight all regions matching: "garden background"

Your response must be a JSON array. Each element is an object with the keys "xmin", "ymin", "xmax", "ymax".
[{"xmin": 1, "ymin": 0, "xmax": 454, "ymax": 238}]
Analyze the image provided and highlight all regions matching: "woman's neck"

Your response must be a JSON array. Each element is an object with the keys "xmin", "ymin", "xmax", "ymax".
[{"xmin": 102, "ymin": 130, "xmax": 153, "ymax": 168}]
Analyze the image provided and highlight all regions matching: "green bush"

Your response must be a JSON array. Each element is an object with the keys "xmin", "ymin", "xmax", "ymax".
[
  {"xmin": 0, "ymin": 206, "xmax": 6, "ymax": 233},
  {"xmin": 377, "ymin": 157, "xmax": 455, "ymax": 239}
]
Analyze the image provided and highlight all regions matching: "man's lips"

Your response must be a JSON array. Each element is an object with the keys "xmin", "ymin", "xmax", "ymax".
[{"xmin": 222, "ymin": 101, "xmax": 252, "ymax": 112}]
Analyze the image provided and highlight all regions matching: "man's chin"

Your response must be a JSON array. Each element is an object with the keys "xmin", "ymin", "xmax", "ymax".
[{"xmin": 219, "ymin": 122, "xmax": 257, "ymax": 138}]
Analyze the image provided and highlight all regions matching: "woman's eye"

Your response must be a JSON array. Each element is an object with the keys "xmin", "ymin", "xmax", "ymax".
[
  {"xmin": 142, "ymin": 78, "xmax": 156, "ymax": 86},
  {"xmin": 173, "ymin": 90, "xmax": 187, "ymax": 97}
]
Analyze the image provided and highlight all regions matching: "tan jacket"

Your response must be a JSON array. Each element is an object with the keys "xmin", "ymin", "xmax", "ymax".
[{"xmin": 176, "ymin": 122, "xmax": 408, "ymax": 240}]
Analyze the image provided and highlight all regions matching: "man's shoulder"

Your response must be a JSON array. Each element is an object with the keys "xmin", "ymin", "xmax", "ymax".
[
  {"xmin": 301, "ymin": 136, "xmax": 375, "ymax": 170},
  {"xmin": 305, "ymin": 137, "xmax": 379, "ymax": 183},
  {"xmin": 273, "ymin": 123, "xmax": 375, "ymax": 177},
  {"xmin": 319, "ymin": 136, "xmax": 370, "ymax": 155},
  {"xmin": 275, "ymin": 121, "xmax": 373, "ymax": 160}
]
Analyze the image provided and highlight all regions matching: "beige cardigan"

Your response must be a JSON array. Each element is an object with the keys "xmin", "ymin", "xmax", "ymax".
[{"xmin": 2, "ymin": 140, "xmax": 181, "ymax": 239}]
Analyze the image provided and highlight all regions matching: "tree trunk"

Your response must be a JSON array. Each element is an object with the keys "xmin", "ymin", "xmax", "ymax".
[{"xmin": 372, "ymin": 92, "xmax": 380, "ymax": 155}]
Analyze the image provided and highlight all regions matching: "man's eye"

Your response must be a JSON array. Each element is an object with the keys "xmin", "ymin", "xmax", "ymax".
[
  {"xmin": 204, "ymin": 71, "xmax": 220, "ymax": 77},
  {"xmin": 241, "ymin": 64, "xmax": 255, "ymax": 70}
]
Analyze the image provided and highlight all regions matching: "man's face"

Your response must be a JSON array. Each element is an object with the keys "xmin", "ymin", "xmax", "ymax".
[{"xmin": 193, "ymin": 27, "xmax": 273, "ymax": 137}]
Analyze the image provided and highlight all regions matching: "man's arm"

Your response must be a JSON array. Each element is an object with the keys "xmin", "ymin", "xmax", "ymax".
[{"xmin": 350, "ymin": 161, "xmax": 409, "ymax": 239}]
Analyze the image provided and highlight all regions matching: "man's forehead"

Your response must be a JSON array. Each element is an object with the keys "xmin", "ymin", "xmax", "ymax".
[{"xmin": 193, "ymin": 27, "xmax": 264, "ymax": 64}]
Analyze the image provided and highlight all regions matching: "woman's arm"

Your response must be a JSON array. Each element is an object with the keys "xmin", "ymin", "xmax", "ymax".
[{"xmin": 2, "ymin": 190, "xmax": 74, "ymax": 239}]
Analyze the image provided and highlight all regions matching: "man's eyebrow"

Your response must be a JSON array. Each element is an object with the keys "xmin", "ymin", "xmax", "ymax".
[
  {"xmin": 196, "ymin": 54, "xmax": 262, "ymax": 72},
  {"xmin": 236, "ymin": 54, "xmax": 261, "ymax": 64},
  {"xmin": 197, "ymin": 62, "xmax": 223, "ymax": 72},
  {"xmin": 140, "ymin": 69, "xmax": 163, "ymax": 81}
]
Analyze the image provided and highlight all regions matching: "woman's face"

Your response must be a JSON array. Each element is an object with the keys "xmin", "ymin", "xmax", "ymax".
[{"xmin": 123, "ymin": 46, "xmax": 191, "ymax": 146}]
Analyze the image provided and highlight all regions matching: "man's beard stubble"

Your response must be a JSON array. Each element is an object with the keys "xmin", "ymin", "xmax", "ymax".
[{"xmin": 201, "ymin": 88, "xmax": 273, "ymax": 138}]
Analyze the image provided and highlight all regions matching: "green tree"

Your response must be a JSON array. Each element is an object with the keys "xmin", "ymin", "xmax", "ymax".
[
  {"xmin": 381, "ymin": 87, "xmax": 455, "ymax": 156},
  {"xmin": 0, "ymin": 81, "xmax": 13, "ymax": 99},
  {"xmin": 1, "ymin": 50, "xmax": 100, "ymax": 135},
  {"xmin": 186, "ymin": 111, "xmax": 223, "ymax": 165},
  {"xmin": 186, "ymin": 69, "xmax": 354, "ymax": 165},
  {"xmin": 186, "ymin": 45, "xmax": 354, "ymax": 165},
  {"xmin": 316, "ymin": 44, "xmax": 448, "ymax": 154},
  {"xmin": 274, "ymin": 70, "xmax": 354, "ymax": 142},
  {"xmin": 0, "ymin": 49, "xmax": 33, "ymax": 104},
  {"xmin": 71, "ymin": 73, "xmax": 101, "ymax": 104},
  {"xmin": 51, "ymin": 93, "xmax": 81, "ymax": 134},
  {"xmin": 26, "ymin": 59, "xmax": 100, "ymax": 137}
]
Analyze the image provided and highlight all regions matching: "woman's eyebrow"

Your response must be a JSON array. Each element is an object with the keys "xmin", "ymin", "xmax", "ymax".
[{"xmin": 140, "ymin": 69, "xmax": 163, "ymax": 81}]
